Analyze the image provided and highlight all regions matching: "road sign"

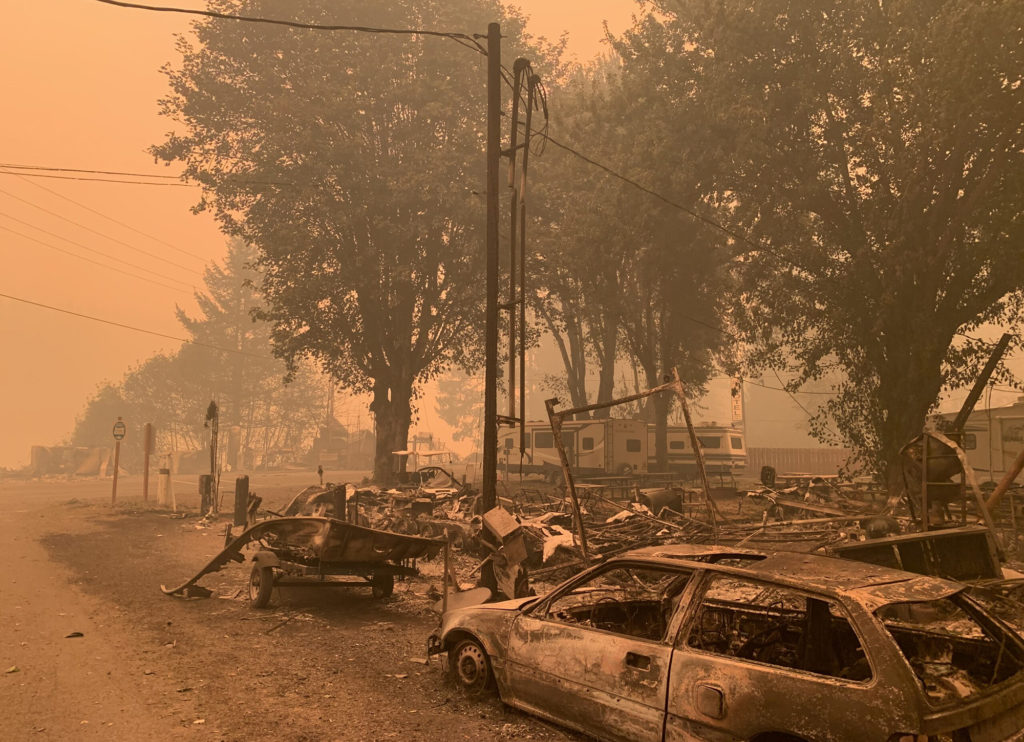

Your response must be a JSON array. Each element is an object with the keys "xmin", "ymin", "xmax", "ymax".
[{"xmin": 112, "ymin": 420, "xmax": 126, "ymax": 441}]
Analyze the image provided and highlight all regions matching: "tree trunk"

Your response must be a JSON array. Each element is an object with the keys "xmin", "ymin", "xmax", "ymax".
[
  {"xmin": 592, "ymin": 321, "xmax": 618, "ymax": 419},
  {"xmin": 540, "ymin": 302, "xmax": 590, "ymax": 413},
  {"xmin": 651, "ymin": 392, "xmax": 669, "ymax": 472},
  {"xmin": 370, "ymin": 377, "xmax": 414, "ymax": 486}
]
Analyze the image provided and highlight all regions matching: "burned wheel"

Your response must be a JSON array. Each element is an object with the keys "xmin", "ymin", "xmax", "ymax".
[
  {"xmin": 249, "ymin": 564, "xmax": 274, "ymax": 608},
  {"xmin": 449, "ymin": 638, "xmax": 494, "ymax": 695},
  {"xmin": 371, "ymin": 571, "xmax": 394, "ymax": 599}
]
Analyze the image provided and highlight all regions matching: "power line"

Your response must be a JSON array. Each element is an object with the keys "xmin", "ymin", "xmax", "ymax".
[
  {"xmin": 0, "ymin": 224, "xmax": 192, "ymax": 295},
  {"xmin": 0, "ymin": 185, "xmax": 202, "ymax": 277},
  {"xmin": 742, "ymin": 377, "xmax": 836, "ymax": 396},
  {"xmin": 12, "ymin": 174, "xmax": 207, "ymax": 262},
  {"xmin": 0, "ymin": 290, "xmax": 274, "ymax": 360},
  {"xmin": 533, "ymin": 128, "xmax": 764, "ymax": 254},
  {"xmin": 0, "ymin": 169, "xmax": 195, "ymax": 187},
  {"xmin": 91, "ymin": 0, "xmax": 483, "ymax": 44},
  {"xmin": 0, "ymin": 209, "xmax": 195, "ymax": 289},
  {"xmin": 0, "ymin": 163, "xmax": 182, "ymax": 180}
]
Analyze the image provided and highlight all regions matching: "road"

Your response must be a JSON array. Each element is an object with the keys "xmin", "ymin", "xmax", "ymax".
[{"xmin": 0, "ymin": 472, "xmax": 580, "ymax": 741}]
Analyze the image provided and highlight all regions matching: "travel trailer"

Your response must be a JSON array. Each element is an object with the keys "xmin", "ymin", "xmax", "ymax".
[
  {"xmin": 499, "ymin": 419, "xmax": 746, "ymax": 480},
  {"xmin": 646, "ymin": 424, "xmax": 747, "ymax": 476},
  {"xmin": 499, "ymin": 418, "xmax": 648, "ymax": 481}
]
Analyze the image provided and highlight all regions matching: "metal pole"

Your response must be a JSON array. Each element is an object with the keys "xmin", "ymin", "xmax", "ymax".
[
  {"xmin": 142, "ymin": 422, "xmax": 153, "ymax": 501},
  {"xmin": 950, "ymin": 332, "xmax": 1012, "ymax": 433},
  {"xmin": 111, "ymin": 439, "xmax": 121, "ymax": 506},
  {"xmin": 507, "ymin": 60, "xmax": 525, "ymax": 421},
  {"xmin": 986, "ymin": 444, "xmax": 1024, "ymax": 512},
  {"xmin": 481, "ymin": 22, "xmax": 501, "ymax": 512},
  {"xmin": 517, "ymin": 74, "xmax": 536, "ymax": 458},
  {"xmin": 546, "ymin": 398, "xmax": 590, "ymax": 563},
  {"xmin": 443, "ymin": 539, "xmax": 451, "ymax": 614},
  {"xmin": 921, "ymin": 433, "xmax": 930, "ymax": 532},
  {"xmin": 670, "ymin": 370, "xmax": 719, "ymax": 541}
]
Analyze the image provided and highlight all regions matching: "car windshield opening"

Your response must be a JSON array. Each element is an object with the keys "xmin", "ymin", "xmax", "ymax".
[
  {"xmin": 546, "ymin": 566, "xmax": 691, "ymax": 642},
  {"xmin": 875, "ymin": 596, "xmax": 1024, "ymax": 706}
]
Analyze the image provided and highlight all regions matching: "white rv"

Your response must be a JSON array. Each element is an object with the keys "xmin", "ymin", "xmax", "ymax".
[{"xmin": 499, "ymin": 418, "xmax": 648, "ymax": 481}]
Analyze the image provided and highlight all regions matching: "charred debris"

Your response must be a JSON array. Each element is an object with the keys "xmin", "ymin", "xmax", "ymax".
[{"xmin": 164, "ymin": 355, "xmax": 1024, "ymax": 613}]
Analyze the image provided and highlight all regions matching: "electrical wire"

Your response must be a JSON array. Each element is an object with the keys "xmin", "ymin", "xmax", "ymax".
[
  {"xmin": 736, "ymin": 377, "xmax": 835, "ymax": 395},
  {"xmin": 531, "ymin": 128, "xmax": 763, "ymax": 254},
  {"xmin": 0, "ymin": 185, "xmax": 202, "ymax": 277},
  {"xmin": 0, "ymin": 169, "xmax": 195, "ymax": 187},
  {"xmin": 0, "ymin": 290, "xmax": 273, "ymax": 360},
  {"xmin": 91, "ymin": 0, "xmax": 482, "ymax": 44},
  {"xmin": 0, "ymin": 224, "xmax": 192, "ymax": 295},
  {"xmin": 0, "ymin": 209, "xmax": 195, "ymax": 289},
  {"xmin": 11, "ymin": 174, "xmax": 207, "ymax": 262},
  {"xmin": 0, "ymin": 163, "xmax": 181, "ymax": 179}
]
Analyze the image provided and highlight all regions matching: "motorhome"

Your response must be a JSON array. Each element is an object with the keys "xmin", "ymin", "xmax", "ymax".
[
  {"xmin": 499, "ymin": 419, "xmax": 747, "ymax": 480},
  {"xmin": 646, "ymin": 424, "xmax": 747, "ymax": 476},
  {"xmin": 499, "ymin": 418, "xmax": 648, "ymax": 481}
]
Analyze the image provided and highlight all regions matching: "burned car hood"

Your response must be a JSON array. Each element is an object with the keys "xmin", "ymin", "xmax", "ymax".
[{"xmin": 472, "ymin": 596, "xmax": 537, "ymax": 612}]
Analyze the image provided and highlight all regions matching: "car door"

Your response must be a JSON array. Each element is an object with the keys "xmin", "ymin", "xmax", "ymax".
[
  {"xmin": 665, "ymin": 572, "xmax": 911, "ymax": 742},
  {"xmin": 505, "ymin": 563, "xmax": 694, "ymax": 742}
]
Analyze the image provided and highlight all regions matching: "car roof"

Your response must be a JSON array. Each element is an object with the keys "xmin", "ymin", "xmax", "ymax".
[{"xmin": 617, "ymin": 544, "xmax": 962, "ymax": 604}]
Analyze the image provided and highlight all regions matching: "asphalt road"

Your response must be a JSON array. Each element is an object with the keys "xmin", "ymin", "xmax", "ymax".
[{"xmin": 0, "ymin": 472, "xmax": 581, "ymax": 742}]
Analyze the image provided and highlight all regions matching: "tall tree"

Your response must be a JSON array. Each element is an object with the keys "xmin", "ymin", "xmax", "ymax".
[
  {"xmin": 534, "ymin": 59, "xmax": 731, "ymax": 458},
  {"xmin": 616, "ymin": 0, "xmax": 1024, "ymax": 482},
  {"xmin": 153, "ymin": 0, "xmax": 548, "ymax": 482},
  {"xmin": 71, "ymin": 240, "xmax": 328, "ymax": 470}
]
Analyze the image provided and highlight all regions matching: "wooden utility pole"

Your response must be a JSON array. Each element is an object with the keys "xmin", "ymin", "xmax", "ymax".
[{"xmin": 481, "ymin": 21, "xmax": 501, "ymax": 512}]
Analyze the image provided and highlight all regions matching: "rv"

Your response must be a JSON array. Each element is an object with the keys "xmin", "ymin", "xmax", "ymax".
[
  {"xmin": 499, "ymin": 419, "xmax": 747, "ymax": 480},
  {"xmin": 646, "ymin": 424, "xmax": 747, "ymax": 476},
  {"xmin": 499, "ymin": 418, "xmax": 648, "ymax": 481}
]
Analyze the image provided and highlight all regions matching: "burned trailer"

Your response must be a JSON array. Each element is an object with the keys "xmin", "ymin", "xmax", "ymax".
[{"xmin": 161, "ymin": 516, "xmax": 443, "ymax": 608}]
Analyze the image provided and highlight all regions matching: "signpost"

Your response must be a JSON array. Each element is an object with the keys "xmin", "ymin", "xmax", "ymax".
[
  {"xmin": 111, "ymin": 417, "xmax": 126, "ymax": 505},
  {"xmin": 142, "ymin": 422, "xmax": 154, "ymax": 501}
]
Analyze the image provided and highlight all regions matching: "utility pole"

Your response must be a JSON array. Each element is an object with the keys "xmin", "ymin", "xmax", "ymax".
[{"xmin": 481, "ymin": 21, "xmax": 501, "ymax": 512}]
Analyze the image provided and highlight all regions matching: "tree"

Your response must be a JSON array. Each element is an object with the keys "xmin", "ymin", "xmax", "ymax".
[
  {"xmin": 70, "ymin": 239, "xmax": 329, "ymax": 470},
  {"xmin": 532, "ymin": 58, "xmax": 732, "ymax": 462},
  {"xmin": 176, "ymin": 238, "xmax": 328, "ymax": 467},
  {"xmin": 153, "ymin": 0, "xmax": 550, "ymax": 483},
  {"xmin": 615, "ymin": 0, "xmax": 1024, "ymax": 482}
]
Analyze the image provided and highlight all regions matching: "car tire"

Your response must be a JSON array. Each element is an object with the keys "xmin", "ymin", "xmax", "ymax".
[
  {"xmin": 449, "ymin": 638, "xmax": 494, "ymax": 695},
  {"xmin": 249, "ymin": 564, "xmax": 274, "ymax": 609},
  {"xmin": 371, "ymin": 572, "xmax": 394, "ymax": 599}
]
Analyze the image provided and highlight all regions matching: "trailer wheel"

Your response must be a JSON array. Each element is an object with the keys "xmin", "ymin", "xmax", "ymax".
[
  {"xmin": 371, "ymin": 572, "xmax": 394, "ymax": 599},
  {"xmin": 249, "ymin": 564, "xmax": 274, "ymax": 608},
  {"xmin": 619, "ymin": 463, "xmax": 634, "ymax": 476}
]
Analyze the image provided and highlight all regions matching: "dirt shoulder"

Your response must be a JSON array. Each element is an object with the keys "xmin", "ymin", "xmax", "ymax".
[{"xmin": 1, "ymin": 476, "xmax": 581, "ymax": 742}]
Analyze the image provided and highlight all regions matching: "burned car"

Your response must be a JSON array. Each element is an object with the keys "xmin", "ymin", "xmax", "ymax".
[{"xmin": 430, "ymin": 545, "xmax": 1024, "ymax": 742}]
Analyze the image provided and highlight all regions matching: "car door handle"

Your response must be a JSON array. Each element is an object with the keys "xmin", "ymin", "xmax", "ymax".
[{"xmin": 625, "ymin": 652, "xmax": 651, "ymax": 671}]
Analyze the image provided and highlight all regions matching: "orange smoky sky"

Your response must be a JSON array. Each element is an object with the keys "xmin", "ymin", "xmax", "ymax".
[{"xmin": 0, "ymin": 0, "xmax": 636, "ymax": 468}]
